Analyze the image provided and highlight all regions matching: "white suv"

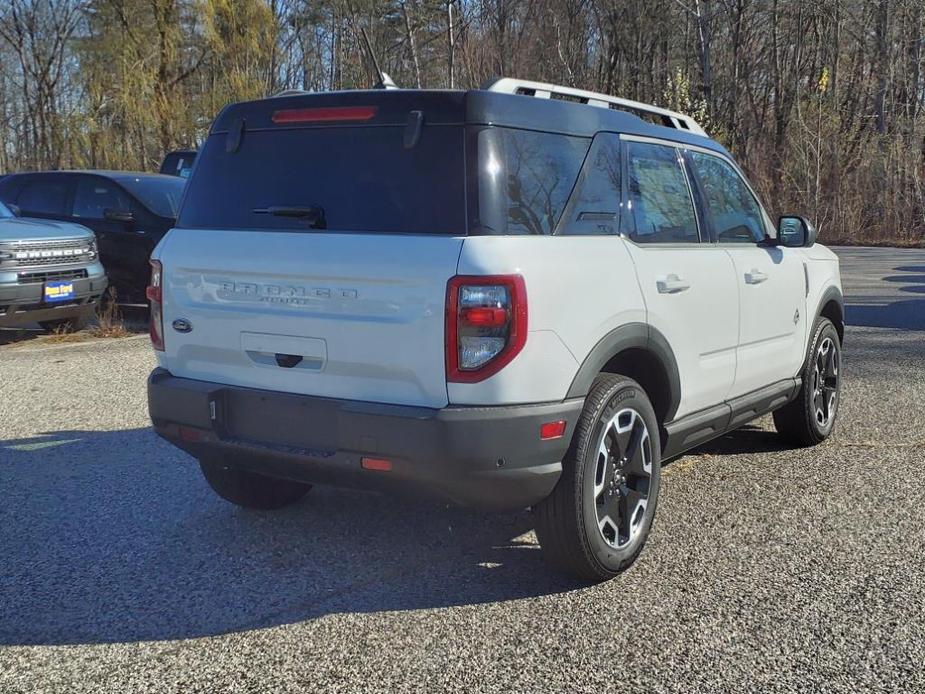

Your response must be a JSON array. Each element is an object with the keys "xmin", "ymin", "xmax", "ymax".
[{"xmin": 146, "ymin": 78, "xmax": 844, "ymax": 581}]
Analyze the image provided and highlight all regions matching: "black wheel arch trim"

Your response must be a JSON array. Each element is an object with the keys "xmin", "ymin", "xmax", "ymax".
[
  {"xmin": 815, "ymin": 285, "xmax": 845, "ymax": 342},
  {"xmin": 565, "ymin": 322, "xmax": 682, "ymax": 421}
]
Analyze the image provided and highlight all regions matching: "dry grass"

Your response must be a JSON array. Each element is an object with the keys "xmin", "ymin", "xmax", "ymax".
[
  {"xmin": 87, "ymin": 288, "xmax": 133, "ymax": 339},
  {"xmin": 42, "ymin": 326, "xmax": 90, "ymax": 344}
]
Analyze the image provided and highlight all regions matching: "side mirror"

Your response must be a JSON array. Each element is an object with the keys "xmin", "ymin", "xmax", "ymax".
[
  {"xmin": 777, "ymin": 215, "xmax": 817, "ymax": 248},
  {"xmin": 7, "ymin": 203, "xmax": 21, "ymax": 217},
  {"xmin": 104, "ymin": 208, "xmax": 135, "ymax": 224}
]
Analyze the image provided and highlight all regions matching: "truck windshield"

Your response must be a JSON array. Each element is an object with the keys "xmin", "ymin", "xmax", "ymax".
[
  {"xmin": 0, "ymin": 201, "xmax": 13, "ymax": 219},
  {"xmin": 177, "ymin": 125, "xmax": 466, "ymax": 234}
]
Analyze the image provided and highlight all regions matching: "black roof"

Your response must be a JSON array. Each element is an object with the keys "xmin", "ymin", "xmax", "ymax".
[
  {"xmin": 0, "ymin": 169, "xmax": 178, "ymax": 181},
  {"xmin": 210, "ymin": 88, "xmax": 730, "ymax": 158}
]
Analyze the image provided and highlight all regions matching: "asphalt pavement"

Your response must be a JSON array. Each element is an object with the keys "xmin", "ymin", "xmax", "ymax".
[{"xmin": 1, "ymin": 247, "xmax": 923, "ymax": 693}]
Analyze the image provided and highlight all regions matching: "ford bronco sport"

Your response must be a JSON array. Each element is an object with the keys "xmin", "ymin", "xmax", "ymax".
[
  {"xmin": 147, "ymin": 78, "xmax": 844, "ymax": 581},
  {"xmin": 0, "ymin": 199, "xmax": 106, "ymax": 330}
]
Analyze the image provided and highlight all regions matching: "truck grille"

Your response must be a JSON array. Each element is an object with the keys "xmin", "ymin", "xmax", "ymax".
[
  {"xmin": 1, "ymin": 238, "xmax": 94, "ymax": 268},
  {"xmin": 18, "ymin": 269, "xmax": 89, "ymax": 284}
]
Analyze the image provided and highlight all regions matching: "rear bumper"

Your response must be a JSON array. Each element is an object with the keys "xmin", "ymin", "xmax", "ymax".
[
  {"xmin": 0, "ymin": 272, "xmax": 108, "ymax": 326},
  {"xmin": 148, "ymin": 368, "xmax": 584, "ymax": 511}
]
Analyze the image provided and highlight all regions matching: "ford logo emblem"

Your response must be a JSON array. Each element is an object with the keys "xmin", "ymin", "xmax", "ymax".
[{"xmin": 172, "ymin": 318, "xmax": 193, "ymax": 333}]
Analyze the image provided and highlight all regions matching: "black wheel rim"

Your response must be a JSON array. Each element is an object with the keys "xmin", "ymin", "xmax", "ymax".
[
  {"xmin": 593, "ymin": 408, "xmax": 653, "ymax": 549},
  {"xmin": 813, "ymin": 336, "xmax": 839, "ymax": 428}
]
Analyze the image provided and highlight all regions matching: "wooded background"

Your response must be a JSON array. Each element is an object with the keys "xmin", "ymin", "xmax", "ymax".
[{"xmin": 0, "ymin": 0, "xmax": 922, "ymax": 243}]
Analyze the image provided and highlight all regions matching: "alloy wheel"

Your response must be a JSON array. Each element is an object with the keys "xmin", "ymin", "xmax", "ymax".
[
  {"xmin": 593, "ymin": 408, "xmax": 653, "ymax": 549},
  {"xmin": 813, "ymin": 336, "xmax": 840, "ymax": 428}
]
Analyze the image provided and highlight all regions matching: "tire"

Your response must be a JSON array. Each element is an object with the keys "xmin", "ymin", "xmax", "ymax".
[
  {"xmin": 533, "ymin": 374, "xmax": 662, "ymax": 582},
  {"xmin": 773, "ymin": 317, "xmax": 842, "ymax": 447},
  {"xmin": 199, "ymin": 457, "xmax": 312, "ymax": 510},
  {"xmin": 40, "ymin": 308, "xmax": 93, "ymax": 333}
]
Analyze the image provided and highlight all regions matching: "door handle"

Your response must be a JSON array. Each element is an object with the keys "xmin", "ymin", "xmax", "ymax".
[
  {"xmin": 744, "ymin": 269, "xmax": 769, "ymax": 285},
  {"xmin": 656, "ymin": 274, "xmax": 691, "ymax": 294}
]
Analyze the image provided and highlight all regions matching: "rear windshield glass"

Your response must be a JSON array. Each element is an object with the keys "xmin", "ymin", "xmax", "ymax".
[
  {"xmin": 177, "ymin": 125, "xmax": 465, "ymax": 234},
  {"xmin": 115, "ymin": 175, "xmax": 185, "ymax": 218}
]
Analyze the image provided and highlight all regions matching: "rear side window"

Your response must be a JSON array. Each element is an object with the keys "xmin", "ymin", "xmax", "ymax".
[
  {"xmin": 626, "ymin": 142, "xmax": 699, "ymax": 244},
  {"xmin": 17, "ymin": 179, "xmax": 69, "ymax": 215},
  {"xmin": 558, "ymin": 133, "xmax": 622, "ymax": 235},
  {"xmin": 72, "ymin": 177, "xmax": 130, "ymax": 220},
  {"xmin": 477, "ymin": 128, "xmax": 589, "ymax": 235},
  {"xmin": 687, "ymin": 151, "xmax": 766, "ymax": 243},
  {"xmin": 178, "ymin": 125, "xmax": 465, "ymax": 234}
]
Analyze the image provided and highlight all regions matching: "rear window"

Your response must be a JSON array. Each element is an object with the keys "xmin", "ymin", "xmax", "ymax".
[
  {"xmin": 160, "ymin": 151, "xmax": 196, "ymax": 179},
  {"xmin": 177, "ymin": 125, "xmax": 465, "ymax": 234}
]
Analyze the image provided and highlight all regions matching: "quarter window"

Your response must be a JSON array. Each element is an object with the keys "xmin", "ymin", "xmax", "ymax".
[
  {"xmin": 625, "ymin": 142, "xmax": 699, "ymax": 244},
  {"xmin": 559, "ymin": 133, "xmax": 622, "ymax": 235},
  {"xmin": 688, "ymin": 151, "xmax": 766, "ymax": 243},
  {"xmin": 479, "ymin": 127, "xmax": 589, "ymax": 235}
]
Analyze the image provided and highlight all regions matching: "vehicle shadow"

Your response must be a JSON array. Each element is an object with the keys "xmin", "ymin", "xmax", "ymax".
[
  {"xmin": 0, "ymin": 326, "xmax": 43, "ymax": 346},
  {"xmin": 845, "ymin": 264, "xmax": 925, "ymax": 330},
  {"xmin": 0, "ymin": 427, "xmax": 580, "ymax": 647},
  {"xmin": 683, "ymin": 424, "xmax": 789, "ymax": 456}
]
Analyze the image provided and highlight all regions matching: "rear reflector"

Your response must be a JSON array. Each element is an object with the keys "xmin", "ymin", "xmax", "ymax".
[
  {"xmin": 178, "ymin": 425, "xmax": 210, "ymax": 443},
  {"xmin": 271, "ymin": 106, "xmax": 378, "ymax": 124},
  {"xmin": 540, "ymin": 420, "xmax": 567, "ymax": 440},
  {"xmin": 361, "ymin": 456, "xmax": 392, "ymax": 472}
]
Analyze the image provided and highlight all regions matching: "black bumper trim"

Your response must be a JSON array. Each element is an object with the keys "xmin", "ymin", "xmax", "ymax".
[
  {"xmin": 0, "ymin": 274, "xmax": 108, "ymax": 326},
  {"xmin": 148, "ymin": 368, "xmax": 584, "ymax": 511},
  {"xmin": 0, "ymin": 274, "xmax": 107, "ymax": 303}
]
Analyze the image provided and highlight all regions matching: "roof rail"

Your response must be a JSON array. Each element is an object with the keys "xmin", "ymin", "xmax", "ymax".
[
  {"xmin": 271, "ymin": 89, "xmax": 310, "ymax": 98},
  {"xmin": 483, "ymin": 77, "xmax": 707, "ymax": 137}
]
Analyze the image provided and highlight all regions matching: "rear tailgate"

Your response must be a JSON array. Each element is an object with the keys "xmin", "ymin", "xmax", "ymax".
[
  {"xmin": 153, "ymin": 90, "xmax": 469, "ymax": 409},
  {"xmin": 156, "ymin": 230, "xmax": 461, "ymax": 408}
]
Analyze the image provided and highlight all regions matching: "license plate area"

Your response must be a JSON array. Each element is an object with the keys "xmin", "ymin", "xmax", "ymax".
[
  {"xmin": 44, "ymin": 280, "xmax": 75, "ymax": 303},
  {"xmin": 225, "ymin": 389, "xmax": 338, "ymax": 451}
]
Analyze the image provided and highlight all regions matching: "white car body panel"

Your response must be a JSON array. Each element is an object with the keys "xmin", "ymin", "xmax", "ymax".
[
  {"xmin": 724, "ymin": 245, "xmax": 808, "ymax": 398},
  {"xmin": 153, "ymin": 229, "xmax": 463, "ymax": 408},
  {"xmin": 153, "ymin": 227, "xmax": 842, "ymax": 422},
  {"xmin": 803, "ymin": 244, "xmax": 843, "ymax": 329},
  {"xmin": 450, "ymin": 236, "xmax": 644, "ymax": 405},
  {"xmin": 624, "ymin": 243, "xmax": 739, "ymax": 419}
]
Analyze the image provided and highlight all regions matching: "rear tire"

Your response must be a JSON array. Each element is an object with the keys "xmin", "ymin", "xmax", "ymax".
[
  {"xmin": 199, "ymin": 457, "xmax": 312, "ymax": 510},
  {"xmin": 533, "ymin": 374, "xmax": 662, "ymax": 582},
  {"xmin": 773, "ymin": 317, "xmax": 842, "ymax": 447}
]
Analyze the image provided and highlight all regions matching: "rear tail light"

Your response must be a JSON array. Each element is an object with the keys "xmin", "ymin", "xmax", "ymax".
[
  {"xmin": 146, "ymin": 259, "xmax": 164, "ymax": 351},
  {"xmin": 446, "ymin": 275, "xmax": 527, "ymax": 383}
]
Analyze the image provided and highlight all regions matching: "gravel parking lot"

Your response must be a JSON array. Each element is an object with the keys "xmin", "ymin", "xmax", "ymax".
[{"xmin": 1, "ymin": 247, "xmax": 923, "ymax": 693}]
